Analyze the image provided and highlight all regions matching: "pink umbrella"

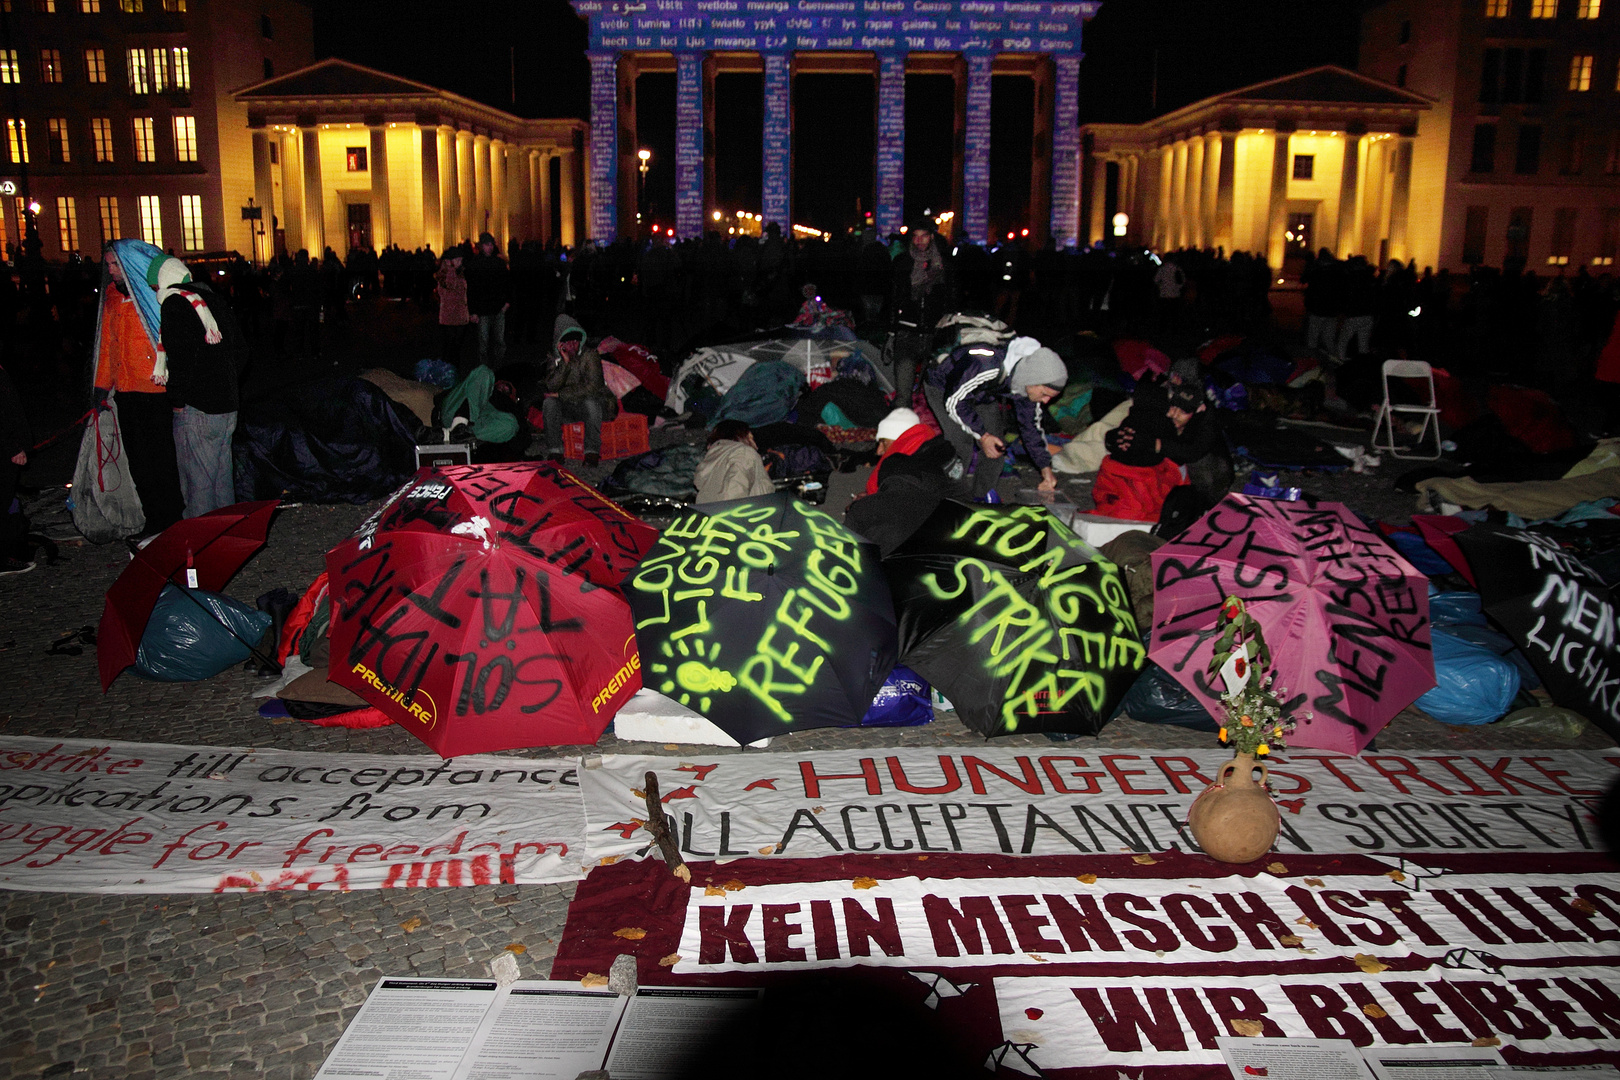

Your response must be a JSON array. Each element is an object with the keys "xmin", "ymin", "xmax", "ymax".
[{"xmin": 1149, "ymin": 495, "xmax": 1436, "ymax": 753}]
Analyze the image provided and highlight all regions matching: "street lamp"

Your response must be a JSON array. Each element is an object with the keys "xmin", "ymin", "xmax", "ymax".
[{"xmin": 637, "ymin": 149, "xmax": 651, "ymax": 239}]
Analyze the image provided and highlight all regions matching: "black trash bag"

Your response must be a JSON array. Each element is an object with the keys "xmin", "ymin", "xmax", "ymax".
[
  {"xmin": 133, "ymin": 585, "xmax": 273, "ymax": 683},
  {"xmin": 1112, "ymin": 661, "xmax": 1220, "ymax": 732},
  {"xmin": 233, "ymin": 378, "xmax": 420, "ymax": 505}
]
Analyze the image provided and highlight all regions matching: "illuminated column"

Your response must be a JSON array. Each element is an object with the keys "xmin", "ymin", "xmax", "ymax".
[
  {"xmin": 299, "ymin": 125, "xmax": 325, "ymax": 255},
  {"xmin": 587, "ymin": 51, "xmax": 617, "ymax": 242},
  {"xmin": 1360, "ymin": 136, "xmax": 1388, "ymax": 258},
  {"xmin": 1388, "ymin": 134, "xmax": 1413, "ymax": 264},
  {"xmin": 536, "ymin": 151, "xmax": 553, "ymax": 246},
  {"xmin": 457, "ymin": 130, "xmax": 475, "ymax": 243},
  {"xmin": 761, "ymin": 52, "xmax": 792, "ymax": 232},
  {"xmin": 1087, "ymin": 155, "xmax": 1107, "ymax": 245},
  {"xmin": 702, "ymin": 54, "xmax": 718, "ymax": 227},
  {"xmin": 1155, "ymin": 145, "xmax": 1172, "ymax": 250},
  {"xmin": 962, "ymin": 53, "xmax": 992, "ymax": 242},
  {"xmin": 473, "ymin": 134, "xmax": 491, "ymax": 239},
  {"xmin": 874, "ymin": 51, "xmax": 905, "ymax": 237},
  {"xmin": 509, "ymin": 145, "xmax": 528, "ymax": 243},
  {"xmin": 281, "ymin": 131, "xmax": 304, "ymax": 253},
  {"xmin": 1265, "ymin": 127, "xmax": 1292, "ymax": 271},
  {"xmin": 558, "ymin": 147, "xmax": 578, "ymax": 247},
  {"xmin": 439, "ymin": 128, "xmax": 460, "ymax": 245},
  {"xmin": 676, "ymin": 52, "xmax": 704, "ymax": 239},
  {"xmin": 418, "ymin": 124, "xmax": 442, "ymax": 252},
  {"xmin": 1170, "ymin": 140, "xmax": 1187, "ymax": 248},
  {"xmin": 1050, "ymin": 54, "xmax": 1080, "ymax": 248},
  {"xmin": 1126, "ymin": 155, "xmax": 1142, "ymax": 242},
  {"xmin": 489, "ymin": 138, "xmax": 506, "ymax": 246},
  {"xmin": 250, "ymin": 129, "xmax": 275, "ymax": 265},
  {"xmin": 1212, "ymin": 130, "xmax": 1236, "ymax": 253},
  {"xmin": 1334, "ymin": 132, "xmax": 1361, "ymax": 257},
  {"xmin": 1184, "ymin": 135, "xmax": 1204, "ymax": 249},
  {"xmin": 367, "ymin": 124, "xmax": 391, "ymax": 250},
  {"xmin": 1200, "ymin": 133, "xmax": 1219, "ymax": 250}
]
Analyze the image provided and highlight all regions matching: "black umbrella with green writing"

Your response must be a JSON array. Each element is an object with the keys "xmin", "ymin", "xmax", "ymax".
[
  {"xmin": 625, "ymin": 491, "xmax": 899, "ymax": 743},
  {"xmin": 883, "ymin": 500, "xmax": 1145, "ymax": 737}
]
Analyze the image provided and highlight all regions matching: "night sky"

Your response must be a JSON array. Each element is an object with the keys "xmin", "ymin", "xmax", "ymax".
[{"xmin": 315, "ymin": 0, "xmax": 1360, "ymax": 233}]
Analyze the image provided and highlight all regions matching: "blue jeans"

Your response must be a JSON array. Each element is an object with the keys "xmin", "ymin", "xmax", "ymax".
[
  {"xmin": 543, "ymin": 396, "xmax": 610, "ymax": 455},
  {"xmin": 172, "ymin": 406, "xmax": 237, "ymax": 517},
  {"xmin": 474, "ymin": 309, "xmax": 506, "ymax": 369}
]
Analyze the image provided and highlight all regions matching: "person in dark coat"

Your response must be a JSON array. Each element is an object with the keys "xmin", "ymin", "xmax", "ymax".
[
  {"xmin": 151, "ymin": 256, "xmax": 242, "ymax": 518},
  {"xmin": 465, "ymin": 232, "xmax": 511, "ymax": 370},
  {"xmin": 924, "ymin": 337, "xmax": 1064, "ymax": 498},
  {"xmin": 888, "ymin": 218, "xmax": 955, "ymax": 404},
  {"xmin": 845, "ymin": 407, "xmax": 968, "ymax": 555},
  {"xmin": 537, "ymin": 314, "xmax": 617, "ymax": 466}
]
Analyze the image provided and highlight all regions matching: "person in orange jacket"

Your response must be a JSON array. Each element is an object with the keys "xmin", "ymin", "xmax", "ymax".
[{"xmin": 94, "ymin": 246, "xmax": 184, "ymax": 535}]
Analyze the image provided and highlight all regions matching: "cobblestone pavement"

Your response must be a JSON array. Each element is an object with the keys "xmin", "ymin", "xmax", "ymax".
[{"xmin": 2, "ymin": 414, "xmax": 1614, "ymax": 1080}]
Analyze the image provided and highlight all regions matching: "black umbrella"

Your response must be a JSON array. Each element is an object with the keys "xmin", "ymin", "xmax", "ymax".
[
  {"xmin": 624, "ymin": 491, "xmax": 898, "ymax": 743},
  {"xmin": 1453, "ymin": 524, "xmax": 1620, "ymax": 741},
  {"xmin": 883, "ymin": 500, "xmax": 1146, "ymax": 736}
]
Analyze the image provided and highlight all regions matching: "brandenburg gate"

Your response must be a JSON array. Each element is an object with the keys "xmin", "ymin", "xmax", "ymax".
[{"xmin": 569, "ymin": 0, "xmax": 1098, "ymax": 245}]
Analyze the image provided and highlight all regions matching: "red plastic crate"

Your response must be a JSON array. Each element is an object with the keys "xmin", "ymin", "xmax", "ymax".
[{"xmin": 562, "ymin": 412, "xmax": 650, "ymax": 460}]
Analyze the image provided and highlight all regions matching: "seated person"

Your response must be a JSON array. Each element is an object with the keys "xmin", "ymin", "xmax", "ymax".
[
  {"xmin": 694, "ymin": 420, "xmax": 776, "ymax": 504},
  {"xmin": 845, "ymin": 407, "xmax": 969, "ymax": 555},
  {"xmin": 1091, "ymin": 362, "xmax": 1206, "ymax": 522},
  {"xmin": 539, "ymin": 315, "xmax": 618, "ymax": 466}
]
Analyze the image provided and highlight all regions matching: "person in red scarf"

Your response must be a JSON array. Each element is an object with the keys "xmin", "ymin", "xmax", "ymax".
[{"xmin": 846, "ymin": 407, "xmax": 967, "ymax": 555}]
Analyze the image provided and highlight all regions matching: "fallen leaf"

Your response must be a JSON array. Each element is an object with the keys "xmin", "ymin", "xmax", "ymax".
[
  {"xmin": 1077, "ymin": 873, "xmax": 1099, "ymax": 885},
  {"xmin": 1385, "ymin": 870, "xmax": 1407, "ymax": 883},
  {"xmin": 1024, "ymin": 953, "xmax": 1049, "ymax": 963},
  {"xmin": 1025, "ymin": 1008, "xmax": 1044, "ymax": 1020},
  {"xmin": 918, "ymin": 855, "xmax": 929, "ymax": 860},
  {"xmin": 1279, "ymin": 935, "xmax": 1303, "ymax": 947},
  {"xmin": 581, "ymin": 973, "xmax": 609, "ymax": 988},
  {"xmin": 1265, "ymin": 862, "xmax": 1288, "ymax": 874},
  {"xmin": 400, "ymin": 917, "xmax": 423, "ymax": 933},
  {"xmin": 658, "ymin": 953, "xmax": 682, "ymax": 967},
  {"xmin": 1132, "ymin": 854, "xmax": 1158, "ymax": 866},
  {"xmin": 630, "ymin": 789, "xmax": 646, "ymax": 800},
  {"xmin": 1572, "ymin": 898, "xmax": 1599, "ymax": 915},
  {"xmin": 1303, "ymin": 878, "xmax": 1325, "ymax": 887},
  {"xmin": 599, "ymin": 855, "xmax": 621, "ymax": 866},
  {"xmin": 1363, "ymin": 1004, "xmax": 1388, "ymax": 1019},
  {"xmin": 1472, "ymin": 1036, "xmax": 1501, "ymax": 1048},
  {"xmin": 613, "ymin": 928, "xmax": 647, "ymax": 940},
  {"xmin": 758, "ymin": 846, "xmax": 776, "ymax": 855},
  {"xmin": 852, "ymin": 877, "xmax": 879, "ymax": 890},
  {"xmin": 1295, "ymin": 918, "xmax": 1319, "ymax": 930},
  {"xmin": 1355, "ymin": 953, "xmax": 1390, "ymax": 974},
  {"xmin": 812, "ymin": 806, "xmax": 824, "ymax": 814},
  {"xmin": 505, "ymin": 943, "xmax": 527, "ymax": 954},
  {"xmin": 673, "ymin": 864, "xmax": 691, "ymax": 883},
  {"xmin": 704, "ymin": 886, "xmax": 726, "ymax": 897},
  {"xmin": 721, "ymin": 879, "xmax": 746, "ymax": 892},
  {"xmin": 663, "ymin": 744, "xmax": 679, "ymax": 750},
  {"xmin": 1229, "ymin": 1019, "xmax": 1264, "ymax": 1037}
]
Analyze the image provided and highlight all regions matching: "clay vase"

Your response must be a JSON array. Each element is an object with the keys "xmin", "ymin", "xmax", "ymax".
[{"xmin": 1187, "ymin": 754, "xmax": 1281, "ymax": 864}]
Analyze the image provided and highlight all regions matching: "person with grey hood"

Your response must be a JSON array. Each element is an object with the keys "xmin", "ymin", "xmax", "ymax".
[
  {"xmin": 537, "ymin": 314, "xmax": 617, "ymax": 466},
  {"xmin": 924, "ymin": 335, "xmax": 1066, "ymax": 498}
]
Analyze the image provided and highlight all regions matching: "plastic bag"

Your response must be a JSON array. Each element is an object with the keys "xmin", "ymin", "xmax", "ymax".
[
  {"xmin": 1429, "ymin": 589, "xmax": 1488, "ymax": 627},
  {"xmin": 71, "ymin": 394, "xmax": 145, "ymax": 544},
  {"xmin": 1413, "ymin": 627, "xmax": 1521, "ymax": 725},
  {"xmin": 1113, "ymin": 662, "xmax": 1220, "ymax": 732},
  {"xmin": 860, "ymin": 665, "xmax": 934, "ymax": 727},
  {"xmin": 1495, "ymin": 706, "xmax": 1590, "ymax": 740},
  {"xmin": 133, "ymin": 585, "xmax": 273, "ymax": 682}
]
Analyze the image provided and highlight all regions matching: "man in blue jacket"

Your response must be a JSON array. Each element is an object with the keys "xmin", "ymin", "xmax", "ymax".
[{"xmin": 924, "ymin": 336, "xmax": 1066, "ymax": 498}]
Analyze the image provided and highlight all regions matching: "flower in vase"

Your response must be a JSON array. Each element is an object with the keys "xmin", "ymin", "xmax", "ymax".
[{"xmin": 1256, "ymin": 744, "xmax": 1270, "ymax": 756}]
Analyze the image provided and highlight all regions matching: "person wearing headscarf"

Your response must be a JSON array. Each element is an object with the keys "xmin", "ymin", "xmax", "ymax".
[
  {"xmin": 151, "ymin": 255, "xmax": 242, "ymax": 517},
  {"xmin": 693, "ymin": 420, "xmax": 776, "ymax": 504},
  {"xmin": 924, "ymin": 335, "xmax": 1066, "ymax": 498},
  {"xmin": 93, "ymin": 242, "xmax": 185, "ymax": 535}
]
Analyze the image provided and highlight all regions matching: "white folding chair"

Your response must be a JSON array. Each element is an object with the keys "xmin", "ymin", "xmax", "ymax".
[{"xmin": 1371, "ymin": 359, "xmax": 1443, "ymax": 460}]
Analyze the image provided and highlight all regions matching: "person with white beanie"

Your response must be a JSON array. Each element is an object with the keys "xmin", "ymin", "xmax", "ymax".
[
  {"xmin": 923, "ymin": 335, "xmax": 1067, "ymax": 498},
  {"xmin": 846, "ymin": 406, "xmax": 969, "ymax": 555}
]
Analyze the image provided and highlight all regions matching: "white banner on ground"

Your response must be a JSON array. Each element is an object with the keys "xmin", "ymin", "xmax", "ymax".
[
  {"xmin": 581, "ymin": 748, "xmax": 1620, "ymax": 865},
  {"xmin": 0, "ymin": 736, "xmax": 584, "ymax": 892}
]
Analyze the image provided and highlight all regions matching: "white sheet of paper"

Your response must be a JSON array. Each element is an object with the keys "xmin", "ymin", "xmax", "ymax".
[
  {"xmin": 456, "ymin": 983, "xmax": 627, "ymax": 1080},
  {"xmin": 604, "ymin": 987, "xmax": 764, "ymax": 1080},
  {"xmin": 1217, "ymin": 1037, "xmax": 1375, "ymax": 1080},
  {"xmin": 315, "ymin": 978, "xmax": 500, "ymax": 1080},
  {"xmin": 1219, "ymin": 641, "xmax": 1253, "ymax": 697}
]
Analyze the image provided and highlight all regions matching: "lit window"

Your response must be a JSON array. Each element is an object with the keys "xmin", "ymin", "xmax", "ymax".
[
  {"xmin": 85, "ymin": 47, "xmax": 106, "ymax": 83},
  {"xmin": 47, "ymin": 117, "xmax": 68, "ymax": 162},
  {"xmin": 170, "ymin": 46, "xmax": 188, "ymax": 90},
  {"xmin": 6, "ymin": 119, "xmax": 27, "ymax": 164},
  {"xmin": 1531, "ymin": 0, "xmax": 1557, "ymax": 15},
  {"xmin": 126, "ymin": 47, "xmax": 148, "ymax": 94},
  {"xmin": 0, "ymin": 51, "xmax": 17, "ymax": 84},
  {"xmin": 57, "ymin": 196, "xmax": 77, "ymax": 252},
  {"xmin": 80, "ymin": 0, "xmax": 100, "ymax": 11},
  {"xmin": 1570, "ymin": 54, "xmax": 1593, "ymax": 91},
  {"xmin": 346, "ymin": 146, "xmax": 368, "ymax": 172},
  {"xmin": 149, "ymin": 47, "xmax": 166, "ymax": 92},
  {"xmin": 179, "ymin": 193, "xmax": 202, "ymax": 250},
  {"xmin": 1577, "ymin": 0, "xmax": 1600, "ymax": 14},
  {"xmin": 120, "ymin": 0, "xmax": 142, "ymax": 10},
  {"xmin": 99, "ymin": 195, "xmax": 119, "ymax": 242},
  {"xmin": 91, "ymin": 116, "xmax": 112, "ymax": 160},
  {"xmin": 34, "ymin": 0, "xmax": 56, "ymax": 11},
  {"xmin": 39, "ymin": 48, "xmax": 63, "ymax": 83},
  {"xmin": 138, "ymin": 194, "xmax": 161, "ymax": 246},
  {"xmin": 172, "ymin": 114, "xmax": 195, "ymax": 162},
  {"xmin": 132, "ymin": 116, "xmax": 154, "ymax": 161},
  {"xmin": 161, "ymin": 0, "xmax": 184, "ymax": 9},
  {"xmin": 1486, "ymin": 0, "xmax": 1510, "ymax": 15}
]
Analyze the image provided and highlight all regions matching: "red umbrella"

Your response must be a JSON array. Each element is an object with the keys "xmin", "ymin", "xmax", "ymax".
[
  {"xmin": 98, "ymin": 500, "xmax": 280, "ymax": 690},
  {"xmin": 325, "ymin": 465, "xmax": 647, "ymax": 754},
  {"xmin": 1413, "ymin": 514, "xmax": 1476, "ymax": 587}
]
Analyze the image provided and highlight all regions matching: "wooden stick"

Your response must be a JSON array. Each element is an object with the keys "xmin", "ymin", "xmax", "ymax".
[{"xmin": 642, "ymin": 771, "xmax": 691, "ymax": 883}]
